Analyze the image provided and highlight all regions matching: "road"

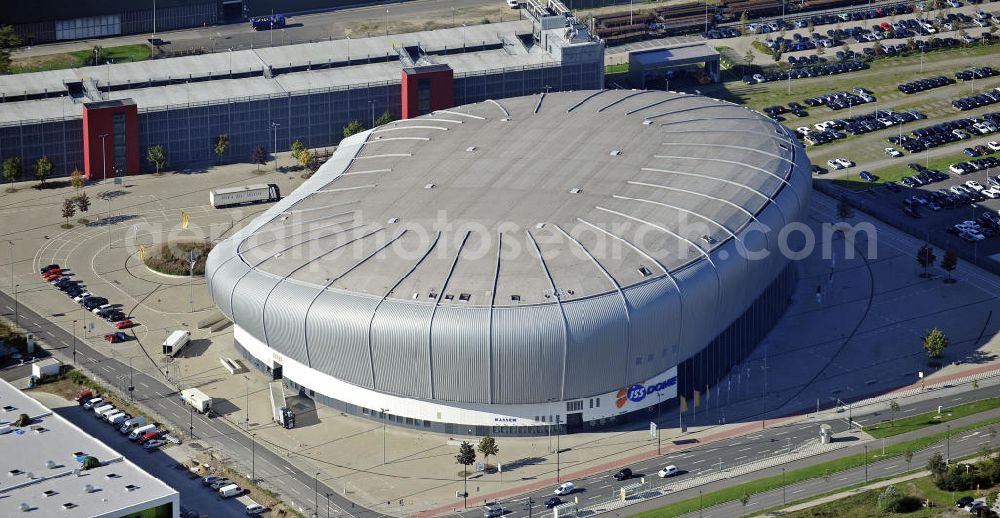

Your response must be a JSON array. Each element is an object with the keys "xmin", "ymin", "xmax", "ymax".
[
  {"xmin": 449, "ymin": 383, "xmax": 1000, "ymax": 517},
  {"xmin": 0, "ymin": 290, "xmax": 381, "ymax": 518}
]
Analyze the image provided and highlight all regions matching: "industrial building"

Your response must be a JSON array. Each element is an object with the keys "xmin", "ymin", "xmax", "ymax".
[
  {"xmin": 0, "ymin": 5, "xmax": 604, "ymax": 182},
  {"xmin": 206, "ymin": 89, "xmax": 811, "ymax": 436},
  {"xmin": 0, "ymin": 378, "xmax": 179, "ymax": 517}
]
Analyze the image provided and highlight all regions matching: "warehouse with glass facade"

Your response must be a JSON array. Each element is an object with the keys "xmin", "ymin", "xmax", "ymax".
[{"xmin": 0, "ymin": 16, "xmax": 603, "ymax": 181}]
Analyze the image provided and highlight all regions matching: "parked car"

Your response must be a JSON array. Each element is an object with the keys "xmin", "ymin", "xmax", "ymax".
[
  {"xmin": 544, "ymin": 497, "xmax": 563, "ymax": 509},
  {"xmin": 246, "ymin": 504, "xmax": 267, "ymax": 516},
  {"xmin": 143, "ymin": 439, "xmax": 167, "ymax": 451},
  {"xmin": 104, "ymin": 332, "xmax": 130, "ymax": 343},
  {"xmin": 115, "ymin": 319, "xmax": 137, "ymax": 329}
]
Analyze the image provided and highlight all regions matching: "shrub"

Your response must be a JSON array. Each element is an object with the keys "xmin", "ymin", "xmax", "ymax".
[
  {"xmin": 142, "ymin": 240, "xmax": 213, "ymax": 276},
  {"xmin": 81, "ymin": 456, "xmax": 101, "ymax": 470},
  {"xmin": 14, "ymin": 413, "xmax": 30, "ymax": 427}
]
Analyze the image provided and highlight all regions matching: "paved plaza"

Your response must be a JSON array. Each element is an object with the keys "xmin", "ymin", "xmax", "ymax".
[{"xmin": 2, "ymin": 157, "xmax": 1000, "ymax": 515}]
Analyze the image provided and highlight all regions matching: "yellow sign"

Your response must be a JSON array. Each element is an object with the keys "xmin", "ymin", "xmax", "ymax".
[
  {"xmin": 139, "ymin": 244, "xmax": 146, "ymax": 261},
  {"xmin": 693, "ymin": 389, "xmax": 700, "ymax": 408},
  {"xmin": 680, "ymin": 395, "xmax": 687, "ymax": 413},
  {"xmin": 180, "ymin": 211, "xmax": 189, "ymax": 229}
]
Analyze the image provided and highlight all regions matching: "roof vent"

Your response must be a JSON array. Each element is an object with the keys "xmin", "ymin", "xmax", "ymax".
[
  {"xmin": 444, "ymin": 294, "xmax": 454, "ymax": 301},
  {"xmin": 124, "ymin": 484, "xmax": 139, "ymax": 492},
  {"xmin": 511, "ymin": 294, "xmax": 521, "ymax": 302},
  {"xmin": 43, "ymin": 490, "xmax": 57, "ymax": 497},
  {"xmin": 424, "ymin": 183, "xmax": 435, "ymax": 189},
  {"xmin": 19, "ymin": 503, "xmax": 30, "ymax": 512},
  {"xmin": 501, "ymin": 117, "xmax": 511, "ymax": 122},
  {"xmin": 638, "ymin": 266, "xmax": 652, "ymax": 277},
  {"xmin": 466, "ymin": 146, "xmax": 477, "ymax": 152},
  {"xmin": 700, "ymin": 235, "xmax": 717, "ymax": 245},
  {"xmin": 104, "ymin": 473, "xmax": 120, "ymax": 479},
  {"xmin": 428, "ymin": 292, "xmax": 438, "ymax": 299},
  {"xmin": 412, "ymin": 293, "xmax": 419, "ymax": 299},
  {"xmin": 2, "ymin": 405, "xmax": 14, "ymax": 412},
  {"xmin": 84, "ymin": 484, "xmax": 95, "ymax": 493},
  {"xmin": 535, "ymin": 223, "xmax": 546, "ymax": 229},
  {"xmin": 642, "ymin": 120, "xmax": 653, "ymax": 125},
  {"xmin": 62, "ymin": 503, "xmax": 78, "ymax": 510},
  {"xmin": 569, "ymin": 188, "xmax": 582, "ymax": 194},
  {"xmin": 9, "ymin": 469, "xmax": 23, "ymax": 476},
  {"xmin": 387, "ymin": 217, "xmax": 399, "ymax": 224},
  {"xmin": 46, "ymin": 460, "xmax": 56, "ymax": 469},
  {"xmin": 610, "ymin": 149, "xmax": 622, "ymax": 156},
  {"xmin": 459, "ymin": 293, "xmax": 471, "ymax": 302}
]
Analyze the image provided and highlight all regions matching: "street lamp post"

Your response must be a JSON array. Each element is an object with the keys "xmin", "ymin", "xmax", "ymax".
[
  {"xmin": 315, "ymin": 472, "xmax": 320, "ymax": 517},
  {"xmin": 244, "ymin": 375, "xmax": 250, "ymax": 429},
  {"xmin": 379, "ymin": 407, "xmax": 388, "ymax": 464},
  {"xmin": 128, "ymin": 356, "xmax": 134, "ymax": 401},
  {"xmin": 782, "ymin": 468, "xmax": 786, "ymax": 505},
  {"xmin": 251, "ymin": 433, "xmax": 256, "ymax": 483},
  {"xmin": 6, "ymin": 240, "xmax": 13, "ymax": 292},
  {"xmin": 556, "ymin": 415, "xmax": 561, "ymax": 483},
  {"xmin": 71, "ymin": 320, "xmax": 77, "ymax": 365},
  {"xmin": 947, "ymin": 424, "xmax": 951, "ymax": 463},
  {"xmin": 270, "ymin": 122, "xmax": 280, "ymax": 171},
  {"xmin": 385, "ymin": 8, "xmax": 389, "ymax": 37},
  {"xmin": 12, "ymin": 284, "xmax": 18, "ymax": 328},
  {"xmin": 369, "ymin": 100, "xmax": 375, "ymax": 128},
  {"xmin": 700, "ymin": 490, "xmax": 704, "ymax": 517},
  {"xmin": 864, "ymin": 445, "xmax": 868, "ymax": 482}
]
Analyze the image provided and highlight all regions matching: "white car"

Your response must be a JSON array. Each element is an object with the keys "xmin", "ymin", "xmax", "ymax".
[
  {"xmin": 950, "ymin": 164, "xmax": 970, "ymax": 175},
  {"xmin": 951, "ymin": 185, "xmax": 971, "ymax": 195},
  {"xmin": 658, "ymin": 465, "xmax": 679, "ymax": 477},
  {"xmin": 834, "ymin": 158, "xmax": 854, "ymax": 168},
  {"xmin": 814, "ymin": 121, "xmax": 835, "ymax": 131},
  {"xmin": 966, "ymin": 181, "xmax": 985, "ymax": 192},
  {"xmin": 982, "ymin": 189, "xmax": 1000, "ymax": 199},
  {"xmin": 884, "ymin": 147, "xmax": 903, "ymax": 157},
  {"xmin": 506, "ymin": 0, "xmax": 519, "ymax": 7},
  {"xmin": 826, "ymin": 159, "xmax": 845, "ymax": 170},
  {"xmin": 797, "ymin": 126, "xmax": 812, "ymax": 136},
  {"xmin": 246, "ymin": 504, "xmax": 267, "ymax": 516},
  {"xmin": 73, "ymin": 292, "xmax": 92, "ymax": 302},
  {"xmin": 554, "ymin": 481, "xmax": 576, "ymax": 495},
  {"xmin": 988, "ymin": 141, "xmax": 1000, "ymax": 152},
  {"xmin": 953, "ymin": 129, "xmax": 970, "ymax": 139}
]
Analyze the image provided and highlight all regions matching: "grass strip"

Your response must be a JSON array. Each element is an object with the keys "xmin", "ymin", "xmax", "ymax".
[
  {"xmin": 631, "ymin": 415, "xmax": 1000, "ymax": 518},
  {"xmin": 11, "ymin": 44, "xmax": 152, "ymax": 74},
  {"xmin": 866, "ymin": 396, "xmax": 1000, "ymax": 439}
]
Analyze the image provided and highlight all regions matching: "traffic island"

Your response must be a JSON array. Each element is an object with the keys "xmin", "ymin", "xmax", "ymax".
[{"xmin": 142, "ymin": 240, "xmax": 213, "ymax": 276}]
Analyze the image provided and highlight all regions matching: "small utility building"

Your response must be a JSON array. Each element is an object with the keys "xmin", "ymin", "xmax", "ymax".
[{"xmin": 627, "ymin": 42, "xmax": 721, "ymax": 88}]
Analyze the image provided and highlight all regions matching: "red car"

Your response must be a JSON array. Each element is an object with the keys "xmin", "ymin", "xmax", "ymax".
[
  {"xmin": 137, "ymin": 431, "xmax": 160, "ymax": 445},
  {"xmin": 42, "ymin": 270, "xmax": 62, "ymax": 280},
  {"xmin": 115, "ymin": 320, "xmax": 137, "ymax": 330},
  {"xmin": 104, "ymin": 332, "xmax": 129, "ymax": 343}
]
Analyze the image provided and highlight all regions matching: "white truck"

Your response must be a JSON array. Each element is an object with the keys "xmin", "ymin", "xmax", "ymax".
[
  {"xmin": 129, "ymin": 423, "xmax": 157, "ymax": 441},
  {"xmin": 269, "ymin": 381, "xmax": 295, "ymax": 429},
  {"xmin": 162, "ymin": 330, "xmax": 190, "ymax": 356},
  {"xmin": 31, "ymin": 358, "xmax": 61, "ymax": 379},
  {"xmin": 180, "ymin": 388, "xmax": 212, "ymax": 414},
  {"xmin": 120, "ymin": 416, "xmax": 147, "ymax": 434},
  {"xmin": 210, "ymin": 184, "xmax": 280, "ymax": 209}
]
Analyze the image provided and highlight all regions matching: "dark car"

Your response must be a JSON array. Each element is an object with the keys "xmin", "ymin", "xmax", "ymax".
[
  {"xmin": 613, "ymin": 468, "xmax": 633, "ymax": 481},
  {"xmin": 957, "ymin": 496, "xmax": 975, "ymax": 507},
  {"xmin": 544, "ymin": 497, "xmax": 562, "ymax": 509},
  {"xmin": 40, "ymin": 264, "xmax": 60, "ymax": 274}
]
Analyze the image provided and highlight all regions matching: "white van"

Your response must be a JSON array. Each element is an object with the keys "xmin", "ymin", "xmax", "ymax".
[
  {"xmin": 92, "ymin": 404, "xmax": 114, "ymax": 417},
  {"xmin": 104, "ymin": 411, "xmax": 125, "ymax": 423},
  {"xmin": 82, "ymin": 397, "xmax": 103, "ymax": 410},
  {"xmin": 219, "ymin": 484, "xmax": 243, "ymax": 498},
  {"xmin": 109, "ymin": 413, "xmax": 130, "ymax": 427},
  {"xmin": 129, "ymin": 424, "xmax": 157, "ymax": 441},
  {"xmin": 120, "ymin": 416, "xmax": 147, "ymax": 434}
]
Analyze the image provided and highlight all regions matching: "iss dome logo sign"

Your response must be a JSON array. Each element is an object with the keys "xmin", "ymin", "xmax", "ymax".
[{"xmin": 615, "ymin": 376, "xmax": 678, "ymax": 408}]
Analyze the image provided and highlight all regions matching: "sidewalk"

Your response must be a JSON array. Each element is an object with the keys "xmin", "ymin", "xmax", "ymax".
[{"xmin": 762, "ymin": 470, "xmax": 931, "ymax": 516}]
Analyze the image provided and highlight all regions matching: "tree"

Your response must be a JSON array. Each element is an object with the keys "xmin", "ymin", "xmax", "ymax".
[
  {"xmin": 75, "ymin": 192, "xmax": 90, "ymax": 214},
  {"xmin": 739, "ymin": 11, "xmax": 749, "ymax": 32},
  {"xmin": 987, "ymin": 490, "xmax": 999, "ymax": 509},
  {"xmin": 904, "ymin": 449, "xmax": 914, "ymax": 471},
  {"xmin": 375, "ymin": 110, "xmax": 394, "ymax": 126},
  {"xmin": 290, "ymin": 139, "xmax": 306, "ymax": 162},
  {"xmin": 0, "ymin": 26, "xmax": 21, "ymax": 74},
  {"xmin": 916, "ymin": 244, "xmax": 936, "ymax": 278},
  {"xmin": 990, "ymin": 426, "xmax": 997, "ymax": 448},
  {"xmin": 343, "ymin": 120, "xmax": 366, "ymax": 138},
  {"xmin": 477, "ymin": 435, "xmax": 500, "ymax": 468},
  {"xmin": 2, "ymin": 157, "xmax": 22, "ymax": 190},
  {"xmin": 296, "ymin": 148, "xmax": 312, "ymax": 169},
  {"xmin": 456, "ymin": 441, "xmax": 476, "ymax": 505},
  {"xmin": 739, "ymin": 491, "xmax": 751, "ymax": 516},
  {"xmin": 213, "ymin": 134, "xmax": 230, "ymax": 164},
  {"xmin": 822, "ymin": 469, "xmax": 831, "ymax": 485},
  {"xmin": 81, "ymin": 456, "xmax": 101, "ymax": 470},
  {"xmin": 61, "ymin": 198, "xmax": 76, "ymax": 226},
  {"xmin": 14, "ymin": 413, "xmax": 30, "ymax": 427},
  {"xmin": 923, "ymin": 328, "xmax": 949, "ymax": 359},
  {"xmin": 888, "ymin": 399, "xmax": 900, "ymax": 426},
  {"xmin": 940, "ymin": 249, "xmax": 957, "ymax": 283},
  {"xmin": 927, "ymin": 451, "xmax": 948, "ymax": 479},
  {"xmin": 744, "ymin": 47, "xmax": 755, "ymax": 76},
  {"xmin": 146, "ymin": 145, "xmax": 167, "ymax": 174},
  {"xmin": 837, "ymin": 195, "xmax": 852, "ymax": 220},
  {"xmin": 252, "ymin": 145, "xmax": 268, "ymax": 171},
  {"xmin": 33, "ymin": 155, "xmax": 53, "ymax": 184},
  {"xmin": 70, "ymin": 168, "xmax": 85, "ymax": 190}
]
